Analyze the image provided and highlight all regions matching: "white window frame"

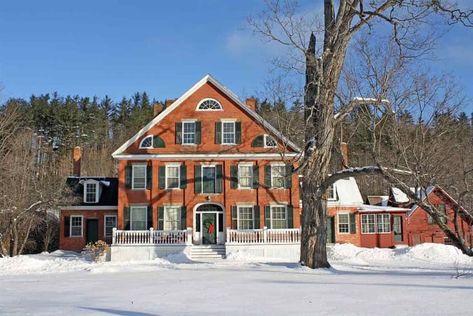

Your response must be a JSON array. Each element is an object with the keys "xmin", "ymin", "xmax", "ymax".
[
  {"xmin": 182, "ymin": 120, "xmax": 197, "ymax": 145},
  {"xmin": 377, "ymin": 214, "xmax": 391, "ymax": 233},
  {"xmin": 70, "ymin": 215, "xmax": 83, "ymax": 237},
  {"xmin": 271, "ymin": 164, "xmax": 286, "ymax": 189},
  {"xmin": 337, "ymin": 213, "xmax": 350, "ymax": 234},
  {"xmin": 196, "ymin": 98, "xmax": 223, "ymax": 111},
  {"xmin": 221, "ymin": 120, "xmax": 236, "ymax": 145},
  {"xmin": 264, "ymin": 134, "xmax": 277, "ymax": 148},
  {"xmin": 361, "ymin": 214, "xmax": 376, "ymax": 234},
  {"xmin": 238, "ymin": 163, "xmax": 253, "ymax": 189},
  {"xmin": 164, "ymin": 206, "xmax": 181, "ymax": 231},
  {"xmin": 131, "ymin": 164, "xmax": 147, "ymax": 190},
  {"xmin": 165, "ymin": 164, "xmax": 181, "ymax": 190},
  {"xmin": 130, "ymin": 206, "xmax": 148, "ymax": 231},
  {"xmin": 83, "ymin": 180, "xmax": 99, "ymax": 203},
  {"xmin": 104, "ymin": 215, "xmax": 117, "ymax": 238},
  {"xmin": 270, "ymin": 205, "xmax": 288, "ymax": 229},
  {"xmin": 327, "ymin": 183, "xmax": 337, "ymax": 200},
  {"xmin": 237, "ymin": 205, "xmax": 254, "ymax": 230},
  {"xmin": 139, "ymin": 135, "xmax": 153, "ymax": 149}
]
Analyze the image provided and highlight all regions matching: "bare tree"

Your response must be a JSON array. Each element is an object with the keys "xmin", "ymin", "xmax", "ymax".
[{"xmin": 251, "ymin": 0, "xmax": 472, "ymax": 268}]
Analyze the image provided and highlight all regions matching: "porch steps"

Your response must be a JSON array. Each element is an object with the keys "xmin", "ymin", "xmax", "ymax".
[{"xmin": 191, "ymin": 245, "xmax": 226, "ymax": 260}]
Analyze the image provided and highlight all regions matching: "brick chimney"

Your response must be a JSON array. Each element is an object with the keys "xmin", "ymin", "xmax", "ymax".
[
  {"xmin": 340, "ymin": 142, "xmax": 349, "ymax": 169},
  {"xmin": 245, "ymin": 98, "xmax": 257, "ymax": 111},
  {"xmin": 165, "ymin": 99, "xmax": 176, "ymax": 107},
  {"xmin": 153, "ymin": 102, "xmax": 164, "ymax": 117},
  {"xmin": 72, "ymin": 146, "xmax": 81, "ymax": 177}
]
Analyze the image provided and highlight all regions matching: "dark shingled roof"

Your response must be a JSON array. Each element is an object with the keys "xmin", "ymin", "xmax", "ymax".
[{"xmin": 66, "ymin": 176, "xmax": 118, "ymax": 206}]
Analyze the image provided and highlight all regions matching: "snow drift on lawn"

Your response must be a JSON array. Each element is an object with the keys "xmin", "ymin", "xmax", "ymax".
[{"xmin": 1, "ymin": 243, "xmax": 472, "ymax": 276}]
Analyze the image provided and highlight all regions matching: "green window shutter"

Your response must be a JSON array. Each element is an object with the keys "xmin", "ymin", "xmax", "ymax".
[
  {"xmin": 285, "ymin": 164, "xmax": 293, "ymax": 189},
  {"xmin": 158, "ymin": 166, "xmax": 166, "ymax": 189},
  {"xmin": 125, "ymin": 165, "xmax": 132, "ymax": 189},
  {"xmin": 235, "ymin": 122, "xmax": 242, "ymax": 144},
  {"xmin": 287, "ymin": 205, "xmax": 294, "ymax": 228},
  {"xmin": 349, "ymin": 213, "xmax": 356, "ymax": 234},
  {"xmin": 252, "ymin": 165, "xmax": 259, "ymax": 189},
  {"xmin": 215, "ymin": 165, "xmax": 223, "ymax": 193},
  {"xmin": 215, "ymin": 122, "xmax": 222, "ymax": 144},
  {"xmin": 124, "ymin": 207, "xmax": 130, "ymax": 230},
  {"xmin": 265, "ymin": 206, "xmax": 271, "ymax": 228},
  {"xmin": 153, "ymin": 135, "xmax": 165, "ymax": 148},
  {"xmin": 254, "ymin": 206, "xmax": 260, "ymax": 229},
  {"xmin": 196, "ymin": 214, "xmax": 201, "ymax": 232},
  {"xmin": 147, "ymin": 206, "xmax": 153, "ymax": 229},
  {"xmin": 195, "ymin": 121, "xmax": 201, "ymax": 144},
  {"xmin": 251, "ymin": 135, "xmax": 264, "ymax": 147},
  {"xmin": 158, "ymin": 207, "xmax": 164, "ymax": 230},
  {"xmin": 180, "ymin": 207, "xmax": 187, "ymax": 230},
  {"xmin": 230, "ymin": 165, "xmax": 238, "ymax": 189},
  {"xmin": 264, "ymin": 165, "xmax": 272, "ymax": 188},
  {"xmin": 64, "ymin": 216, "xmax": 70, "ymax": 237},
  {"xmin": 231, "ymin": 206, "xmax": 238, "ymax": 229},
  {"xmin": 180, "ymin": 165, "xmax": 187, "ymax": 189},
  {"xmin": 146, "ymin": 165, "xmax": 152, "ymax": 190},
  {"xmin": 194, "ymin": 165, "xmax": 202, "ymax": 193},
  {"xmin": 175, "ymin": 122, "xmax": 182, "ymax": 144}
]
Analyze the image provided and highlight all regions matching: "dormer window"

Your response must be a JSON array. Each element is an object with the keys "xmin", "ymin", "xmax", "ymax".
[
  {"xmin": 139, "ymin": 136, "xmax": 153, "ymax": 149},
  {"xmin": 196, "ymin": 98, "xmax": 222, "ymax": 111},
  {"xmin": 264, "ymin": 135, "xmax": 277, "ymax": 148},
  {"xmin": 327, "ymin": 184, "xmax": 337, "ymax": 200},
  {"xmin": 84, "ymin": 181, "xmax": 99, "ymax": 203}
]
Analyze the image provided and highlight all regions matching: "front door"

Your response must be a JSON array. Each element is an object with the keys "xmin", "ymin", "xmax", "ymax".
[
  {"xmin": 202, "ymin": 213, "xmax": 217, "ymax": 244},
  {"xmin": 86, "ymin": 219, "xmax": 99, "ymax": 244},
  {"xmin": 393, "ymin": 216, "xmax": 403, "ymax": 242}
]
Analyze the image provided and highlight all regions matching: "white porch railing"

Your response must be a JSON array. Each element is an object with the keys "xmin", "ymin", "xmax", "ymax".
[
  {"xmin": 112, "ymin": 228, "xmax": 192, "ymax": 245},
  {"xmin": 226, "ymin": 227, "xmax": 301, "ymax": 244}
]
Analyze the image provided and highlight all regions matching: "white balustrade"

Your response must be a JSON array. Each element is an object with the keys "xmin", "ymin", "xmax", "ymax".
[
  {"xmin": 226, "ymin": 227, "xmax": 301, "ymax": 244},
  {"xmin": 112, "ymin": 228, "xmax": 191, "ymax": 245}
]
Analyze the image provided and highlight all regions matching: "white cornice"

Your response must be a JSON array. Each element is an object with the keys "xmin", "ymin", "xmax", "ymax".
[
  {"xmin": 113, "ymin": 153, "xmax": 299, "ymax": 160},
  {"xmin": 60, "ymin": 206, "xmax": 118, "ymax": 211}
]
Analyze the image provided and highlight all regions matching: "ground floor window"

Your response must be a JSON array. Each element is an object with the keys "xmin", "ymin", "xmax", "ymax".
[
  {"xmin": 130, "ymin": 206, "xmax": 147, "ymax": 230},
  {"xmin": 164, "ymin": 206, "xmax": 181, "ymax": 230},
  {"xmin": 361, "ymin": 214, "xmax": 376, "ymax": 234},
  {"xmin": 70, "ymin": 216, "xmax": 83, "ymax": 237},
  {"xmin": 271, "ymin": 205, "xmax": 287, "ymax": 229},
  {"xmin": 377, "ymin": 214, "xmax": 391, "ymax": 233},
  {"xmin": 338, "ymin": 214, "xmax": 350, "ymax": 233},
  {"xmin": 238, "ymin": 206, "xmax": 254, "ymax": 229},
  {"xmin": 104, "ymin": 215, "xmax": 117, "ymax": 238}
]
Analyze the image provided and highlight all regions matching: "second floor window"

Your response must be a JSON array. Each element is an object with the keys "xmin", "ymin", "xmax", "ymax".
[
  {"xmin": 84, "ymin": 182, "xmax": 98, "ymax": 203},
  {"xmin": 271, "ymin": 165, "xmax": 286, "ymax": 188},
  {"xmin": 195, "ymin": 164, "xmax": 223, "ymax": 194},
  {"xmin": 132, "ymin": 165, "xmax": 147, "ymax": 189},
  {"xmin": 238, "ymin": 165, "xmax": 253, "ymax": 189},
  {"xmin": 183, "ymin": 121, "xmax": 196, "ymax": 145},
  {"xmin": 166, "ymin": 165, "xmax": 180, "ymax": 189}
]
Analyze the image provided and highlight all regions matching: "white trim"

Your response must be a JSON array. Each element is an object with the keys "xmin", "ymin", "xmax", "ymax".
[
  {"xmin": 270, "ymin": 205, "xmax": 288, "ymax": 229},
  {"xmin": 131, "ymin": 165, "xmax": 147, "ymax": 190},
  {"xmin": 130, "ymin": 206, "xmax": 148, "ymax": 231},
  {"xmin": 196, "ymin": 98, "xmax": 223, "ymax": 111},
  {"xmin": 270, "ymin": 165, "xmax": 286, "ymax": 189},
  {"xmin": 70, "ymin": 215, "xmax": 83, "ymax": 238},
  {"xmin": 236, "ymin": 205, "xmax": 255, "ymax": 230},
  {"xmin": 221, "ymin": 121, "xmax": 236, "ymax": 145},
  {"xmin": 114, "ymin": 153, "xmax": 298, "ymax": 160},
  {"xmin": 182, "ymin": 121, "xmax": 197, "ymax": 145},
  {"xmin": 139, "ymin": 135, "xmax": 153, "ymax": 149},
  {"xmin": 337, "ymin": 212, "xmax": 350, "ymax": 234},
  {"xmin": 327, "ymin": 183, "xmax": 337, "ymax": 201},
  {"xmin": 163, "ymin": 205, "xmax": 182, "ymax": 231},
  {"xmin": 61, "ymin": 206, "xmax": 118, "ymax": 211},
  {"xmin": 237, "ymin": 163, "xmax": 253, "ymax": 189},
  {"xmin": 112, "ymin": 74, "xmax": 301, "ymax": 157},
  {"xmin": 165, "ymin": 164, "xmax": 181, "ymax": 190},
  {"xmin": 264, "ymin": 134, "xmax": 277, "ymax": 148},
  {"xmin": 104, "ymin": 215, "xmax": 117, "ymax": 238},
  {"xmin": 83, "ymin": 180, "xmax": 100, "ymax": 203}
]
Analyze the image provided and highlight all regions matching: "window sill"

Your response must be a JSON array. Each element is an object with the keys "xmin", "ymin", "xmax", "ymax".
[{"xmin": 182, "ymin": 143, "xmax": 197, "ymax": 146}]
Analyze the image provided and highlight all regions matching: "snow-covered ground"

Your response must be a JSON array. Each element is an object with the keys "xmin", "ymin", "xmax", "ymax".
[{"xmin": 1, "ymin": 243, "xmax": 473, "ymax": 315}]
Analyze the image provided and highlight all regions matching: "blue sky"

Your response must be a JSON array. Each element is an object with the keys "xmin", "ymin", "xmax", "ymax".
[{"xmin": 0, "ymin": 1, "xmax": 472, "ymax": 113}]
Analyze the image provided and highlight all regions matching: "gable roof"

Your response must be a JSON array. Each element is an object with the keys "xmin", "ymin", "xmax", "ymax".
[{"xmin": 112, "ymin": 74, "xmax": 301, "ymax": 158}]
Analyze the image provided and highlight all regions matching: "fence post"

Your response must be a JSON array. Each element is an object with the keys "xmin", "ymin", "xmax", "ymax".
[
  {"xmin": 186, "ymin": 227, "xmax": 192, "ymax": 245},
  {"xmin": 149, "ymin": 227, "xmax": 153, "ymax": 244},
  {"xmin": 112, "ymin": 227, "xmax": 117, "ymax": 245},
  {"xmin": 226, "ymin": 227, "xmax": 230, "ymax": 243},
  {"xmin": 263, "ymin": 226, "xmax": 268, "ymax": 243}
]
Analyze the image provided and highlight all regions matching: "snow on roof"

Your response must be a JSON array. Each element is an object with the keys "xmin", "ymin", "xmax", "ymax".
[
  {"xmin": 391, "ymin": 187, "xmax": 409, "ymax": 203},
  {"xmin": 367, "ymin": 196, "xmax": 389, "ymax": 206},
  {"xmin": 358, "ymin": 205, "xmax": 410, "ymax": 213},
  {"xmin": 330, "ymin": 177, "xmax": 364, "ymax": 206}
]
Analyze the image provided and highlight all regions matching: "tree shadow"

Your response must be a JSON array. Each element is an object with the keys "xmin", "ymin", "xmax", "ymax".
[{"xmin": 79, "ymin": 307, "xmax": 159, "ymax": 316}]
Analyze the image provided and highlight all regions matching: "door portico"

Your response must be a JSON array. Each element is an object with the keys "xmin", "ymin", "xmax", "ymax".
[{"xmin": 193, "ymin": 203, "xmax": 224, "ymax": 245}]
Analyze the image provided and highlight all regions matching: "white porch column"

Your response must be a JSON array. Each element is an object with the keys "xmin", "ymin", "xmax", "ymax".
[
  {"xmin": 263, "ymin": 226, "xmax": 268, "ymax": 243},
  {"xmin": 226, "ymin": 227, "xmax": 230, "ymax": 243},
  {"xmin": 186, "ymin": 227, "xmax": 193, "ymax": 245},
  {"xmin": 149, "ymin": 227, "xmax": 153, "ymax": 244},
  {"xmin": 112, "ymin": 227, "xmax": 117, "ymax": 245}
]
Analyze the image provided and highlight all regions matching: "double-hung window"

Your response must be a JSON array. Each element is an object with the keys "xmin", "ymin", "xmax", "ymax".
[
  {"xmin": 70, "ymin": 216, "xmax": 83, "ymax": 237},
  {"xmin": 84, "ymin": 182, "xmax": 98, "ymax": 203},
  {"xmin": 338, "ymin": 214, "xmax": 350, "ymax": 233},
  {"xmin": 271, "ymin": 165, "xmax": 286, "ymax": 188},
  {"xmin": 238, "ymin": 164, "xmax": 253, "ymax": 189},
  {"xmin": 271, "ymin": 205, "xmax": 287, "ymax": 229},
  {"xmin": 104, "ymin": 215, "xmax": 117, "ymax": 239},
  {"xmin": 377, "ymin": 214, "xmax": 391, "ymax": 233},
  {"xmin": 237, "ymin": 206, "xmax": 254, "ymax": 229},
  {"xmin": 327, "ymin": 184, "xmax": 337, "ymax": 200},
  {"xmin": 361, "ymin": 214, "xmax": 376, "ymax": 234},
  {"xmin": 222, "ymin": 121, "xmax": 236, "ymax": 145},
  {"xmin": 164, "ymin": 206, "xmax": 181, "ymax": 230},
  {"xmin": 132, "ymin": 165, "xmax": 147, "ymax": 189},
  {"xmin": 202, "ymin": 165, "xmax": 217, "ymax": 193},
  {"xmin": 130, "ymin": 206, "xmax": 147, "ymax": 230},
  {"xmin": 166, "ymin": 165, "xmax": 180, "ymax": 189},
  {"xmin": 182, "ymin": 121, "xmax": 196, "ymax": 145}
]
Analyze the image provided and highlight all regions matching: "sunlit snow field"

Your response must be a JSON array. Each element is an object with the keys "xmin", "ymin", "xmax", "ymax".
[{"xmin": 1, "ymin": 243, "xmax": 472, "ymax": 315}]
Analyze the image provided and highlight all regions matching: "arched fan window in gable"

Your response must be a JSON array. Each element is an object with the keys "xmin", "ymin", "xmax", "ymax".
[
  {"xmin": 197, "ymin": 98, "xmax": 223, "ymax": 111},
  {"xmin": 251, "ymin": 134, "xmax": 277, "ymax": 148},
  {"xmin": 139, "ymin": 135, "xmax": 165, "ymax": 149}
]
